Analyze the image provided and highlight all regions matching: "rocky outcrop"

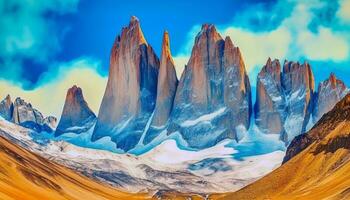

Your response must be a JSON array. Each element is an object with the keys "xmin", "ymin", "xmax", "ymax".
[
  {"xmin": 143, "ymin": 31, "xmax": 178, "ymax": 144},
  {"xmin": 0, "ymin": 95, "xmax": 13, "ymax": 121},
  {"xmin": 283, "ymin": 93, "xmax": 350, "ymax": 163},
  {"xmin": 42, "ymin": 116, "xmax": 58, "ymax": 133},
  {"xmin": 281, "ymin": 60, "xmax": 315, "ymax": 142},
  {"xmin": 168, "ymin": 24, "xmax": 252, "ymax": 149},
  {"xmin": 254, "ymin": 59, "xmax": 317, "ymax": 143},
  {"xmin": 8, "ymin": 97, "xmax": 56, "ymax": 132},
  {"xmin": 254, "ymin": 58, "xmax": 285, "ymax": 136},
  {"xmin": 55, "ymin": 85, "xmax": 96, "ymax": 136},
  {"xmin": 92, "ymin": 16, "xmax": 159, "ymax": 151},
  {"xmin": 313, "ymin": 73, "xmax": 348, "ymax": 122}
]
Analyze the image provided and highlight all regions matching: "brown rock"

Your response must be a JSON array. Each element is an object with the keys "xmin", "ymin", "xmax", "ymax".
[
  {"xmin": 92, "ymin": 16, "xmax": 159, "ymax": 151},
  {"xmin": 143, "ymin": 31, "xmax": 178, "ymax": 144},
  {"xmin": 55, "ymin": 85, "xmax": 96, "ymax": 136}
]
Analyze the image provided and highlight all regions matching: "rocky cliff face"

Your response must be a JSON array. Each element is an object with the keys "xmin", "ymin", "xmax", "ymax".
[
  {"xmin": 0, "ymin": 95, "xmax": 13, "ymax": 121},
  {"xmin": 143, "ymin": 31, "xmax": 178, "ymax": 144},
  {"xmin": 55, "ymin": 85, "xmax": 96, "ymax": 136},
  {"xmin": 284, "ymin": 93, "xmax": 350, "ymax": 163},
  {"xmin": 313, "ymin": 73, "xmax": 349, "ymax": 122},
  {"xmin": 255, "ymin": 59, "xmax": 316, "ymax": 143},
  {"xmin": 0, "ymin": 96, "xmax": 57, "ymax": 132},
  {"xmin": 168, "ymin": 24, "xmax": 252, "ymax": 148},
  {"xmin": 281, "ymin": 61, "xmax": 315, "ymax": 142},
  {"xmin": 255, "ymin": 58, "xmax": 285, "ymax": 136},
  {"xmin": 92, "ymin": 16, "xmax": 159, "ymax": 151}
]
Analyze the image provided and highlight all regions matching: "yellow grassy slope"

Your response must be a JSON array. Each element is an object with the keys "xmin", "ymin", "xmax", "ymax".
[
  {"xmin": 216, "ymin": 122, "xmax": 350, "ymax": 200},
  {"xmin": 0, "ymin": 135, "xmax": 151, "ymax": 200}
]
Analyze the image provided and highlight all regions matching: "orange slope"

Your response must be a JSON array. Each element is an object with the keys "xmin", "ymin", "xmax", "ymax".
[{"xmin": 0, "ymin": 135, "xmax": 151, "ymax": 200}]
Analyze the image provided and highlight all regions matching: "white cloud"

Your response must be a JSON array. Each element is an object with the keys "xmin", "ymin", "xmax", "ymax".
[
  {"xmin": 337, "ymin": 0, "xmax": 350, "ymax": 22},
  {"xmin": 222, "ymin": 27, "xmax": 291, "ymax": 72},
  {"xmin": 173, "ymin": 55, "xmax": 189, "ymax": 78},
  {"xmin": 174, "ymin": 0, "xmax": 350, "ymax": 81},
  {"xmin": 0, "ymin": 58, "xmax": 107, "ymax": 119},
  {"xmin": 297, "ymin": 27, "xmax": 349, "ymax": 61}
]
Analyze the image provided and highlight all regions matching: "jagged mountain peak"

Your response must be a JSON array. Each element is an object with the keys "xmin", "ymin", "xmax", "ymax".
[
  {"xmin": 224, "ymin": 36, "xmax": 234, "ymax": 48},
  {"xmin": 67, "ymin": 85, "xmax": 83, "ymax": 100},
  {"xmin": 325, "ymin": 72, "xmax": 346, "ymax": 90},
  {"xmin": 123, "ymin": 15, "xmax": 146, "ymax": 45},
  {"xmin": 260, "ymin": 57, "xmax": 281, "ymax": 76},
  {"xmin": 161, "ymin": 31, "xmax": 174, "ymax": 64},
  {"xmin": 0, "ymin": 96, "xmax": 56, "ymax": 132},
  {"xmin": 5, "ymin": 94, "xmax": 11, "ymax": 102},
  {"xmin": 194, "ymin": 23, "xmax": 222, "ymax": 45},
  {"xmin": 313, "ymin": 72, "xmax": 348, "ymax": 122},
  {"xmin": 170, "ymin": 22, "xmax": 252, "ymax": 149},
  {"xmin": 0, "ymin": 94, "xmax": 13, "ymax": 121},
  {"xmin": 93, "ymin": 17, "xmax": 160, "ymax": 151},
  {"xmin": 143, "ymin": 31, "xmax": 178, "ymax": 144},
  {"xmin": 55, "ymin": 85, "xmax": 96, "ymax": 136}
]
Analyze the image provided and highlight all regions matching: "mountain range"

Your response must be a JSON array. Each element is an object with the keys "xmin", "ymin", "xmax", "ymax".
[
  {"xmin": 49, "ymin": 16, "xmax": 347, "ymax": 152},
  {"xmin": 0, "ymin": 16, "xmax": 349, "ymax": 199}
]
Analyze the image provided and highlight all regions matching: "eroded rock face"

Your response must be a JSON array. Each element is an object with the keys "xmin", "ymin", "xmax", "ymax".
[
  {"xmin": 281, "ymin": 61, "xmax": 315, "ymax": 142},
  {"xmin": 143, "ymin": 31, "xmax": 178, "ymax": 144},
  {"xmin": 168, "ymin": 24, "xmax": 252, "ymax": 149},
  {"xmin": 255, "ymin": 58, "xmax": 285, "ymax": 136},
  {"xmin": 10, "ymin": 97, "xmax": 56, "ymax": 132},
  {"xmin": 313, "ymin": 73, "xmax": 349, "ymax": 122},
  {"xmin": 12, "ymin": 97, "xmax": 41, "ymax": 131},
  {"xmin": 43, "ymin": 116, "xmax": 58, "ymax": 133},
  {"xmin": 55, "ymin": 85, "xmax": 96, "ymax": 136},
  {"xmin": 0, "ymin": 95, "xmax": 13, "ymax": 121},
  {"xmin": 254, "ymin": 59, "xmax": 318, "ymax": 143},
  {"xmin": 92, "ymin": 16, "xmax": 159, "ymax": 151},
  {"xmin": 283, "ymin": 93, "xmax": 350, "ymax": 163}
]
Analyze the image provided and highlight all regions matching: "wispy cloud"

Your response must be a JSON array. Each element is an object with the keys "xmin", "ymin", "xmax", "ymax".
[
  {"xmin": 173, "ymin": 0, "xmax": 350, "ymax": 84},
  {"xmin": 0, "ymin": 0, "xmax": 79, "ymax": 87},
  {"xmin": 0, "ymin": 57, "xmax": 107, "ymax": 118}
]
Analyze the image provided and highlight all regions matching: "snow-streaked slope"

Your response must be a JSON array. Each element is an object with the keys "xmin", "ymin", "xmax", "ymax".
[
  {"xmin": 0, "ymin": 118, "xmax": 285, "ymax": 195},
  {"xmin": 0, "ymin": 132, "xmax": 149, "ymax": 200}
]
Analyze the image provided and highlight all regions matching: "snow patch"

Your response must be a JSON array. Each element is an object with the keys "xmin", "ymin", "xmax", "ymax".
[{"xmin": 181, "ymin": 107, "xmax": 227, "ymax": 127}]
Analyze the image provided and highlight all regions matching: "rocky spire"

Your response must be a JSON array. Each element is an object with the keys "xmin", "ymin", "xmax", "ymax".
[
  {"xmin": 281, "ymin": 60, "xmax": 315, "ymax": 142},
  {"xmin": 255, "ymin": 58, "xmax": 284, "ymax": 136},
  {"xmin": 0, "ymin": 94, "xmax": 13, "ymax": 121},
  {"xmin": 55, "ymin": 85, "xmax": 96, "ymax": 136},
  {"xmin": 92, "ymin": 16, "xmax": 159, "ymax": 151},
  {"xmin": 143, "ymin": 31, "xmax": 178, "ymax": 144},
  {"xmin": 313, "ymin": 73, "xmax": 348, "ymax": 121},
  {"xmin": 169, "ymin": 24, "xmax": 252, "ymax": 149}
]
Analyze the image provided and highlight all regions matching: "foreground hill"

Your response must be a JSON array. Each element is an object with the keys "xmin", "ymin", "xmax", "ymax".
[
  {"xmin": 216, "ymin": 93, "xmax": 350, "ymax": 200},
  {"xmin": 0, "ymin": 135, "xmax": 149, "ymax": 200}
]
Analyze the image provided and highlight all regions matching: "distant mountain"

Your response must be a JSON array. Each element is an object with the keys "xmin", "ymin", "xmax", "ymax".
[
  {"xmin": 55, "ymin": 85, "xmax": 96, "ymax": 136},
  {"xmin": 255, "ymin": 59, "xmax": 315, "ymax": 143},
  {"xmin": 217, "ymin": 93, "xmax": 350, "ymax": 200},
  {"xmin": 0, "ymin": 95, "xmax": 57, "ymax": 132},
  {"xmin": 313, "ymin": 73, "xmax": 349, "ymax": 122}
]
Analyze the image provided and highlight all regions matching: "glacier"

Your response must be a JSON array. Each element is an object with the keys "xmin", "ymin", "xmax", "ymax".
[{"xmin": 0, "ymin": 116, "xmax": 285, "ymax": 195}]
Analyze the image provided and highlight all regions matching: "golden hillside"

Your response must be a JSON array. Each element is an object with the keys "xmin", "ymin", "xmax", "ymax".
[
  {"xmin": 0, "ymin": 135, "xmax": 150, "ymax": 200},
  {"xmin": 216, "ymin": 94, "xmax": 350, "ymax": 200}
]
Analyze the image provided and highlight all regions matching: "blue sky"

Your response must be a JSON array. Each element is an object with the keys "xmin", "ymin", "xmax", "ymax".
[{"xmin": 1, "ymin": 0, "xmax": 350, "ymax": 117}]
